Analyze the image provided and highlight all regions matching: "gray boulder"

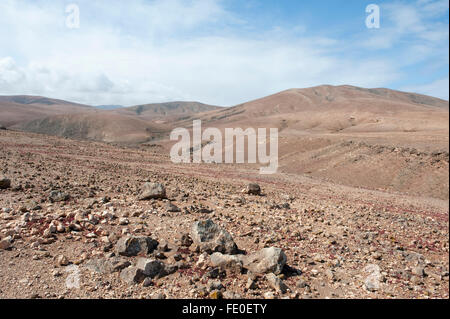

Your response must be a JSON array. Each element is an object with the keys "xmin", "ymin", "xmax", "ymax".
[
  {"xmin": 120, "ymin": 267, "xmax": 146, "ymax": 285},
  {"xmin": 191, "ymin": 219, "xmax": 238, "ymax": 254},
  {"xmin": 48, "ymin": 190, "xmax": 70, "ymax": 202},
  {"xmin": 116, "ymin": 236, "xmax": 158, "ymax": 257},
  {"xmin": 210, "ymin": 252, "xmax": 244, "ymax": 272},
  {"xmin": 243, "ymin": 247, "xmax": 287, "ymax": 275},
  {"xmin": 138, "ymin": 182, "xmax": 166, "ymax": 200},
  {"xmin": 0, "ymin": 177, "xmax": 11, "ymax": 190},
  {"xmin": 245, "ymin": 183, "xmax": 261, "ymax": 195}
]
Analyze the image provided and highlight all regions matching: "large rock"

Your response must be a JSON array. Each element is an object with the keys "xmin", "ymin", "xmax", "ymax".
[
  {"xmin": 120, "ymin": 267, "xmax": 146, "ymax": 285},
  {"xmin": 210, "ymin": 252, "xmax": 244, "ymax": 273},
  {"xmin": 48, "ymin": 190, "xmax": 70, "ymax": 203},
  {"xmin": 243, "ymin": 247, "xmax": 287, "ymax": 275},
  {"xmin": 138, "ymin": 182, "xmax": 166, "ymax": 200},
  {"xmin": 245, "ymin": 183, "xmax": 261, "ymax": 195},
  {"xmin": 116, "ymin": 236, "xmax": 158, "ymax": 257},
  {"xmin": 136, "ymin": 258, "xmax": 165, "ymax": 278},
  {"xmin": 191, "ymin": 219, "xmax": 238, "ymax": 254},
  {"xmin": 0, "ymin": 177, "xmax": 11, "ymax": 190},
  {"xmin": 85, "ymin": 257, "xmax": 131, "ymax": 274}
]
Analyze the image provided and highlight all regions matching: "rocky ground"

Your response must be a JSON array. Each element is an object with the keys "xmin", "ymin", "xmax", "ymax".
[{"xmin": 0, "ymin": 129, "xmax": 448, "ymax": 299}]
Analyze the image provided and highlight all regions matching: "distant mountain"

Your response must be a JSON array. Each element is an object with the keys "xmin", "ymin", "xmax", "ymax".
[
  {"xmin": 95, "ymin": 105, "xmax": 124, "ymax": 110},
  {"xmin": 0, "ymin": 95, "xmax": 93, "ymax": 127},
  {"xmin": 114, "ymin": 101, "xmax": 221, "ymax": 121}
]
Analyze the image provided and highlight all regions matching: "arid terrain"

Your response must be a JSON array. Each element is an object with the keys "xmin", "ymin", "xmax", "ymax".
[{"xmin": 0, "ymin": 85, "xmax": 448, "ymax": 299}]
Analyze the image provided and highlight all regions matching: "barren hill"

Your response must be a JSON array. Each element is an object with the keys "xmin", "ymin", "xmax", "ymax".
[
  {"xmin": 168, "ymin": 85, "xmax": 449, "ymax": 199},
  {"xmin": 15, "ymin": 112, "xmax": 168, "ymax": 144},
  {"xmin": 0, "ymin": 95, "xmax": 93, "ymax": 127},
  {"xmin": 114, "ymin": 101, "xmax": 221, "ymax": 121}
]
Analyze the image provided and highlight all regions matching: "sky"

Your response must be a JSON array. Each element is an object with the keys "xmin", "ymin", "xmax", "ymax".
[{"xmin": 0, "ymin": 0, "xmax": 448, "ymax": 106}]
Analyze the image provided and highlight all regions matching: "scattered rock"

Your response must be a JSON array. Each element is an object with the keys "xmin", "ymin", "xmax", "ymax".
[
  {"xmin": 243, "ymin": 247, "xmax": 287, "ymax": 275},
  {"xmin": 55, "ymin": 255, "xmax": 69, "ymax": 266},
  {"xmin": 116, "ymin": 236, "xmax": 158, "ymax": 257},
  {"xmin": 265, "ymin": 273, "xmax": 288, "ymax": 293},
  {"xmin": 138, "ymin": 182, "xmax": 166, "ymax": 200},
  {"xmin": 136, "ymin": 258, "xmax": 165, "ymax": 278},
  {"xmin": 166, "ymin": 202, "xmax": 181, "ymax": 212},
  {"xmin": 210, "ymin": 252, "xmax": 244, "ymax": 273},
  {"xmin": 0, "ymin": 238, "xmax": 11, "ymax": 250},
  {"xmin": 190, "ymin": 219, "xmax": 238, "ymax": 254},
  {"xmin": 48, "ymin": 190, "xmax": 70, "ymax": 203},
  {"xmin": 244, "ymin": 183, "xmax": 261, "ymax": 195},
  {"xmin": 0, "ymin": 177, "xmax": 11, "ymax": 190},
  {"xmin": 120, "ymin": 267, "xmax": 146, "ymax": 285}
]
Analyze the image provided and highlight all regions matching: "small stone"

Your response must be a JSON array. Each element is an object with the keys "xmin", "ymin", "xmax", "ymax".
[
  {"xmin": 246, "ymin": 278, "xmax": 257, "ymax": 290},
  {"xmin": 0, "ymin": 177, "xmax": 11, "ymax": 189},
  {"xmin": 296, "ymin": 279, "xmax": 308, "ymax": 288},
  {"xmin": 265, "ymin": 273, "xmax": 288, "ymax": 293},
  {"xmin": 263, "ymin": 291, "xmax": 275, "ymax": 299},
  {"xmin": 244, "ymin": 183, "xmax": 261, "ymax": 195},
  {"xmin": 138, "ymin": 182, "xmax": 166, "ymax": 200},
  {"xmin": 412, "ymin": 266, "xmax": 425, "ymax": 277},
  {"xmin": 166, "ymin": 202, "xmax": 181, "ymax": 212},
  {"xmin": 55, "ymin": 255, "xmax": 69, "ymax": 266},
  {"xmin": 209, "ymin": 290, "xmax": 222, "ymax": 299},
  {"xmin": 0, "ymin": 238, "xmax": 11, "ymax": 250}
]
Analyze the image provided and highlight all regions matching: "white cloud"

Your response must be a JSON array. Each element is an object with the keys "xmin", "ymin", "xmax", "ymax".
[{"xmin": 0, "ymin": 0, "xmax": 447, "ymax": 106}]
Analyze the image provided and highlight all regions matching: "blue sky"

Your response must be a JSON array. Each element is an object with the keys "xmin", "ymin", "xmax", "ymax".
[{"xmin": 0, "ymin": 0, "xmax": 448, "ymax": 106}]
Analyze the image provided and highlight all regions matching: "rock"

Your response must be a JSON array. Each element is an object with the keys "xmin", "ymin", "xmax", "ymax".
[
  {"xmin": 296, "ymin": 279, "xmax": 308, "ymax": 288},
  {"xmin": 116, "ymin": 236, "xmax": 158, "ymax": 257},
  {"xmin": 151, "ymin": 292, "xmax": 166, "ymax": 299},
  {"xmin": 226, "ymin": 291, "xmax": 243, "ymax": 299},
  {"xmin": 136, "ymin": 258, "xmax": 165, "ymax": 278},
  {"xmin": 246, "ymin": 277, "xmax": 258, "ymax": 290},
  {"xmin": 245, "ymin": 183, "xmax": 261, "ymax": 195},
  {"xmin": 190, "ymin": 219, "xmax": 238, "ymax": 254},
  {"xmin": 48, "ymin": 190, "xmax": 70, "ymax": 203},
  {"xmin": 142, "ymin": 277, "xmax": 154, "ymax": 287},
  {"xmin": 0, "ymin": 177, "xmax": 11, "ymax": 189},
  {"xmin": 210, "ymin": 252, "xmax": 244, "ymax": 273},
  {"xmin": 364, "ymin": 276, "xmax": 379, "ymax": 292},
  {"xmin": 120, "ymin": 267, "xmax": 146, "ymax": 285},
  {"xmin": 166, "ymin": 202, "xmax": 181, "ymax": 212},
  {"xmin": 138, "ymin": 182, "xmax": 166, "ymax": 200},
  {"xmin": 55, "ymin": 255, "xmax": 69, "ymax": 266},
  {"xmin": 263, "ymin": 291, "xmax": 275, "ymax": 299},
  {"xmin": 266, "ymin": 273, "xmax": 288, "ymax": 293},
  {"xmin": 196, "ymin": 252, "xmax": 209, "ymax": 268},
  {"xmin": 179, "ymin": 233, "xmax": 193, "ymax": 247},
  {"xmin": 209, "ymin": 290, "xmax": 222, "ymax": 299},
  {"xmin": 243, "ymin": 247, "xmax": 287, "ymax": 275},
  {"xmin": 85, "ymin": 258, "xmax": 131, "ymax": 274},
  {"xmin": 412, "ymin": 266, "xmax": 425, "ymax": 277},
  {"xmin": 0, "ymin": 238, "xmax": 11, "ymax": 250},
  {"xmin": 207, "ymin": 280, "xmax": 224, "ymax": 292}
]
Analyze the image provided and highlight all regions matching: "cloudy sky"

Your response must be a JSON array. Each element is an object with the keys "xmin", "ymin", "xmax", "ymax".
[{"xmin": 0, "ymin": 0, "xmax": 448, "ymax": 106}]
